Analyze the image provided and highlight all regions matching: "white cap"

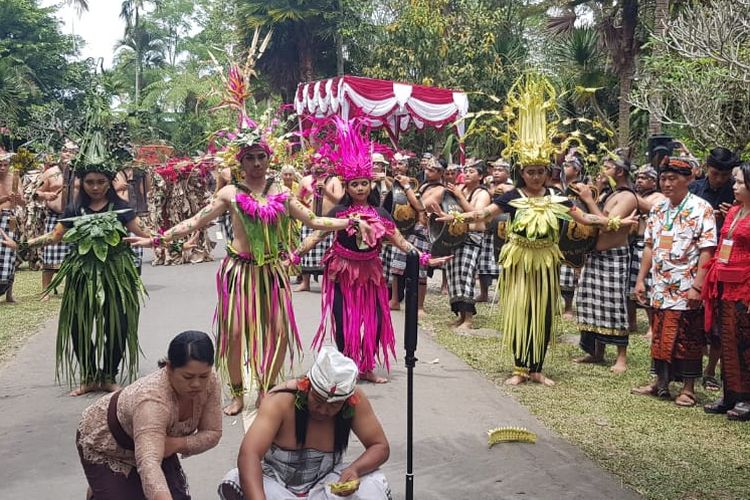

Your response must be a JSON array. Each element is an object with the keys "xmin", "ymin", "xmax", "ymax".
[
  {"xmin": 0, "ymin": 152, "xmax": 13, "ymax": 162},
  {"xmin": 394, "ymin": 152, "xmax": 411, "ymax": 162},
  {"xmin": 308, "ymin": 346, "xmax": 358, "ymax": 403},
  {"xmin": 372, "ymin": 153, "xmax": 387, "ymax": 164}
]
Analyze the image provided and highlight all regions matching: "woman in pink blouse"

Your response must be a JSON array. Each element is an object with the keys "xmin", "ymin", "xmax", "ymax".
[{"xmin": 76, "ymin": 331, "xmax": 222, "ymax": 499}]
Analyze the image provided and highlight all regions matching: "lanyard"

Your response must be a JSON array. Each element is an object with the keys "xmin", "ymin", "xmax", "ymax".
[
  {"xmin": 664, "ymin": 193, "xmax": 690, "ymax": 231},
  {"xmin": 727, "ymin": 207, "xmax": 749, "ymax": 240}
]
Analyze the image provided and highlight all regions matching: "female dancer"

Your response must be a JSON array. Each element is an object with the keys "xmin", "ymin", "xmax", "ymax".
[
  {"xmin": 434, "ymin": 163, "xmax": 636, "ymax": 386},
  {"xmin": 296, "ymin": 118, "xmax": 450, "ymax": 383},
  {"xmin": 3, "ymin": 160, "xmax": 149, "ymax": 396}
]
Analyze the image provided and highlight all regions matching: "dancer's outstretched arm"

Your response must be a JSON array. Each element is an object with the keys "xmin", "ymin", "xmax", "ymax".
[
  {"xmin": 287, "ymin": 197, "xmax": 374, "ymax": 241},
  {"xmin": 386, "ymin": 228, "xmax": 453, "ymax": 267},
  {"xmin": 126, "ymin": 189, "xmax": 231, "ymax": 247}
]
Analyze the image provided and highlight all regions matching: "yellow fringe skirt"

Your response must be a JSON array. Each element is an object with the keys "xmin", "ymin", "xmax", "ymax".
[{"xmin": 498, "ymin": 233, "xmax": 563, "ymax": 371}]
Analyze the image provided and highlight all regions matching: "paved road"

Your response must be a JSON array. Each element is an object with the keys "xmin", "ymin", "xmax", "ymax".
[{"xmin": 0, "ymin": 250, "xmax": 639, "ymax": 500}]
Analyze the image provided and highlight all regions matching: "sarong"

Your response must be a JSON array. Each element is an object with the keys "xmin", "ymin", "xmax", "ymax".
[
  {"xmin": 215, "ymin": 246, "xmax": 302, "ymax": 392},
  {"xmin": 300, "ymin": 225, "xmax": 333, "ymax": 275},
  {"xmin": 41, "ymin": 211, "xmax": 71, "ymax": 270},
  {"xmin": 575, "ymin": 246, "xmax": 631, "ymax": 353},
  {"xmin": 0, "ymin": 209, "xmax": 18, "ymax": 293},
  {"xmin": 220, "ymin": 212, "xmax": 234, "ymax": 242},
  {"xmin": 715, "ymin": 298, "xmax": 750, "ymax": 403},
  {"xmin": 560, "ymin": 264, "xmax": 577, "ymax": 293},
  {"xmin": 651, "ymin": 309, "xmax": 705, "ymax": 380},
  {"xmin": 476, "ymin": 231, "xmax": 499, "ymax": 277},
  {"xmin": 313, "ymin": 242, "xmax": 396, "ymax": 374},
  {"xmin": 628, "ymin": 238, "xmax": 651, "ymax": 304},
  {"xmin": 380, "ymin": 242, "xmax": 395, "ymax": 284},
  {"xmin": 219, "ymin": 464, "xmax": 391, "ymax": 500},
  {"xmin": 390, "ymin": 224, "xmax": 430, "ymax": 283},
  {"xmin": 446, "ymin": 232, "xmax": 482, "ymax": 315}
]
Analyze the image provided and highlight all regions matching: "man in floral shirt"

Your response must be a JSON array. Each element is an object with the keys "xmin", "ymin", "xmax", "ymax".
[{"xmin": 633, "ymin": 156, "xmax": 717, "ymax": 406}]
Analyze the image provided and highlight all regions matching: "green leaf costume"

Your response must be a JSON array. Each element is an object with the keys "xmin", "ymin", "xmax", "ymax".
[{"xmin": 48, "ymin": 209, "xmax": 145, "ymax": 386}]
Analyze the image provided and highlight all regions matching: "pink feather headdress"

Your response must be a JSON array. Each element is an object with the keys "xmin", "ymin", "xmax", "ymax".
[{"xmin": 328, "ymin": 117, "xmax": 374, "ymax": 181}]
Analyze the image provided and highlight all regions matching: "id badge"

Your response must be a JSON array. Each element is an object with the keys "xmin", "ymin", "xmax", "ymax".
[
  {"xmin": 718, "ymin": 239, "xmax": 734, "ymax": 263},
  {"xmin": 658, "ymin": 231, "xmax": 674, "ymax": 251}
]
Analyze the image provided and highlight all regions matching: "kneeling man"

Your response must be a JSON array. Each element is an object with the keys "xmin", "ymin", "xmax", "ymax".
[{"xmin": 219, "ymin": 346, "xmax": 392, "ymax": 499}]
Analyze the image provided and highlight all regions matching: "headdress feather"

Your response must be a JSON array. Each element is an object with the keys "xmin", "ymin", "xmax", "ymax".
[{"xmin": 328, "ymin": 117, "xmax": 373, "ymax": 181}]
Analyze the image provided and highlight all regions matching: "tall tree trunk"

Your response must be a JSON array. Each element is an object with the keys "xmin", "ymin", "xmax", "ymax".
[
  {"xmin": 618, "ymin": 69, "xmax": 633, "ymax": 148},
  {"xmin": 135, "ymin": 48, "xmax": 141, "ymax": 107},
  {"xmin": 297, "ymin": 23, "xmax": 314, "ymax": 82},
  {"xmin": 617, "ymin": 0, "xmax": 639, "ymax": 148},
  {"xmin": 335, "ymin": 0, "xmax": 344, "ymax": 75},
  {"xmin": 647, "ymin": 0, "xmax": 670, "ymax": 136}
]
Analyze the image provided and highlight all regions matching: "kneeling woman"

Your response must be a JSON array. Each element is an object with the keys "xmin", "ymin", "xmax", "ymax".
[{"xmin": 76, "ymin": 331, "xmax": 222, "ymax": 500}]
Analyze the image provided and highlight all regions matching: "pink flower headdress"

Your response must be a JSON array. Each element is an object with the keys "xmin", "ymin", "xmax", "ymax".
[{"xmin": 327, "ymin": 117, "xmax": 374, "ymax": 181}]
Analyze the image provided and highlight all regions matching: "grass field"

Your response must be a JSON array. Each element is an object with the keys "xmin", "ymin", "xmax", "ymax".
[
  {"xmin": 0, "ymin": 268, "xmax": 59, "ymax": 363},
  {"xmin": 423, "ymin": 292, "xmax": 750, "ymax": 500}
]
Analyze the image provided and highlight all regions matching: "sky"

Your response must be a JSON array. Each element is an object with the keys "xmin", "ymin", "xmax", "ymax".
[{"xmin": 42, "ymin": 0, "xmax": 126, "ymax": 68}]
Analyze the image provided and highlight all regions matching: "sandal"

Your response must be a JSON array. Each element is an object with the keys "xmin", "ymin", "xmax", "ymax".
[
  {"xmin": 704, "ymin": 398, "xmax": 734, "ymax": 414},
  {"xmin": 727, "ymin": 401, "xmax": 750, "ymax": 421},
  {"xmin": 702, "ymin": 375, "xmax": 721, "ymax": 391},
  {"xmin": 675, "ymin": 392, "xmax": 696, "ymax": 407}
]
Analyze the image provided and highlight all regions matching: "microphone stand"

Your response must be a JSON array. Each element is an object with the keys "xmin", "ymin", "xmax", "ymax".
[{"xmin": 404, "ymin": 250, "xmax": 419, "ymax": 500}]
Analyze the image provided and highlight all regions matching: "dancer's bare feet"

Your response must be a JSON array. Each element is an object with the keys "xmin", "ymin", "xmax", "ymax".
[
  {"xmin": 294, "ymin": 283, "xmax": 310, "ymax": 292},
  {"xmin": 389, "ymin": 301, "xmax": 401, "ymax": 311},
  {"xmin": 223, "ymin": 396, "xmax": 244, "ymax": 416},
  {"xmin": 101, "ymin": 382, "xmax": 121, "ymax": 393},
  {"xmin": 360, "ymin": 372, "xmax": 388, "ymax": 384},
  {"xmin": 529, "ymin": 373, "xmax": 555, "ymax": 386},
  {"xmin": 574, "ymin": 355, "xmax": 604, "ymax": 364},
  {"xmin": 69, "ymin": 383, "xmax": 98, "ymax": 397},
  {"xmin": 504, "ymin": 374, "xmax": 527, "ymax": 386},
  {"xmin": 450, "ymin": 316, "xmax": 464, "ymax": 328},
  {"xmin": 418, "ymin": 309, "xmax": 426, "ymax": 320},
  {"xmin": 562, "ymin": 311, "xmax": 574, "ymax": 321},
  {"xmin": 455, "ymin": 320, "xmax": 474, "ymax": 330},
  {"xmin": 475, "ymin": 294, "xmax": 488, "ymax": 303},
  {"xmin": 610, "ymin": 360, "xmax": 627, "ymax": 374}
]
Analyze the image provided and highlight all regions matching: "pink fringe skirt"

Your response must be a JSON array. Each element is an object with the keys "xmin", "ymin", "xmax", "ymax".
[{"xmin": 312, "ymin": 242, "xmax": 396, "ymax": 373}]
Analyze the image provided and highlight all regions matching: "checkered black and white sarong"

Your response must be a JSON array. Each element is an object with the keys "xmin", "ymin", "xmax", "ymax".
[
  {"xmin": 220, "ymin": 212, "xmax": 234, "ymax": 242},
  {"xmin": 560, "ymin": 264, "xmax": 578, "ymax": 293},
  {"xmin": 447, "ymin": 232, "xmax": 482, "ymax": 314},
  {"xmin": 130, "ymin": 232, "xmax": 144, "ymax": 269},
  {"xmin": 0, "ymin": 210, "xmax": 18, "ymax": 289},
  {"xmin": 574, "ymin": 246, "xmax": 631, "ymax": 337},
  {"xmin": 476, "ymin": 231, "xmax": 499, "ymax": 277},
  {"xmin": 42, "ymin": 211, "xmax": 71, "ymax": 270},
  {"xmin": 629, "ymin": 238, "xmax": 651, "ymax": 302},
  {"xmin": 300, "ymin": 224, "xmax": 333, "ymax": 275},
  {"xmin": 381, "ymin": 243, "xmax": 395, "ymax": 284},
  {"xmin": 390, "ymin": 224, "xmax": 430, "ymax": 282}
]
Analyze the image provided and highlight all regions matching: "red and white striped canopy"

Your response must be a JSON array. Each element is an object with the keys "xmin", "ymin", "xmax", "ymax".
[{"xmin": 294, "ymin": 75, "xmax": 469, "ymax": 142}]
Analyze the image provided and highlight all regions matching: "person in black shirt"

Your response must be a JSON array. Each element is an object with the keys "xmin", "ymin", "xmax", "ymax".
[{"xmin": 21, "ymin": 163, "xmax": 151, "ymax": 396}]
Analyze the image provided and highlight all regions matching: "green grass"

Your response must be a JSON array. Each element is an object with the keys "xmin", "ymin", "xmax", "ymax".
[
  {"xmin": 0, "ymin": 268, "xmax": 60, "ymax": 363},
  {"xmin": 423, "ymin": 293, "xmax": 750, "ymax": 500}
]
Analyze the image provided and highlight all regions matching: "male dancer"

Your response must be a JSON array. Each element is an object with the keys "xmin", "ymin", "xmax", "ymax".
[
  {"xmin": 575, "ymin": 152, "xmax": 638, "ymax": 373},
  {"xmin": 296, "ymin": 155, "xmax": 344, "ymax": 292},
  {"xmin": 0, "ymin": 153, "xmax": 24, "ymax": 302}
]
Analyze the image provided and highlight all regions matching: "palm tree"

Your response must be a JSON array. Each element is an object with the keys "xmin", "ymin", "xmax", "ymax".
[
  {"xmin": 65, "ymin": 0, "xmax": 89, "ymax": 14},
  {"xmin": 238, "ymin": 0, "xmax": 336, "ymax": 100},
  {"xmin": 119, "ymin": 0, "xmax": 160, "ymax": 106},
  {"xmin": 548, "ymin": 1, "xmax": 641, "ymax": 148},
  {"xmin": 115, "ymin": 22, "xmax": 166, "ymax": 106}
]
